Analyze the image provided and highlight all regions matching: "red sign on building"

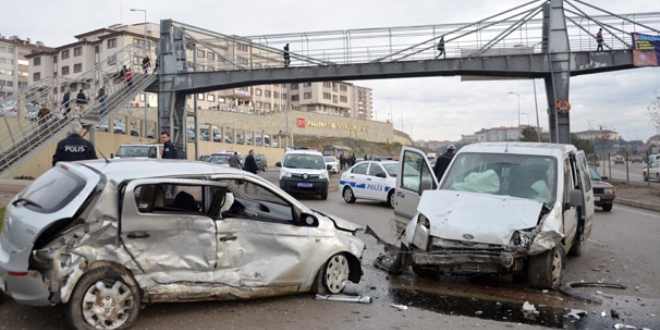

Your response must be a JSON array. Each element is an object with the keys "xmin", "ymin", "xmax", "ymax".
[{"xmin": 297, "ymin": 117, "xmax": 306, "ymax": 127}]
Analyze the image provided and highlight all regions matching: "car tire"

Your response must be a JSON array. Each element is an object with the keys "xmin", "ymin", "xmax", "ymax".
[
  {"xmin": 528, "ymin": 245, "xmax": 565, "ymax": 289},
  {"xmin": 342, "ymin": 187, "xmax": 356, "ymax": 203},
  {"xmin": 568, "ymin": 221, "xmax": 585, "ymax": 257},
  {"xmin": 412, "ymin": 265, "xmax": 437, "ymax": 279},
  {"xmin": 313, "ymin": 254, "xmax": 350, "ymax": 294},
  {"xmin": 387, "ymin": 190, "xmax": 395, "ymax": 208},
  {"xmin": 66, "ymin": 266, "xmax": 141, "ymax": 330},
  {"xmin": 601, "ymin": 203, "xmax": 613, "ymax": 212}
]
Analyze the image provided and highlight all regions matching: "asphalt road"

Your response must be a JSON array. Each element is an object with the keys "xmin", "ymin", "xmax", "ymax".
[{"xmin": 1, "ymin": 173, "xmax": 659, "ymax": 330}]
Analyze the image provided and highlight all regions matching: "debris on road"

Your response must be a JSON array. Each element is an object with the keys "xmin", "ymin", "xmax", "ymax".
[
  {"xmin": 611, "ymin": 309, "xmax": 620, "ymax": 319},
  {"xmin": 557, "ymin": 282, "xmax": 627, "ymax": 304},
  {"xmin": 391, "ymin": 304, "xmax": 409, "ymax": 311},
  {"xmin": 564, "ymin": 309, "xmax": 588, "ymax": 320},
  {"xmin": 613, "ymin": 323, "xmax": 638, "ymax": 329},
  {"xmin": 315, "ymin": 294, "xmax": 373, "ymax": 304},
  {"xmin": 522, "ymin": 301, "xmax": 539, "ymax": 320}
]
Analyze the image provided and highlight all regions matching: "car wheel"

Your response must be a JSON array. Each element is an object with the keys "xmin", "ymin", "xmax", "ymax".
[
  {"xmin": 66, "ymin": 266, "xmax": 140, "ymax": 330},
  {"xmin": 321, "ymin": 188, "xmax": 328, "ymax": 200},
  {"xmin": 342, "ymin": 187, "xmax": 356, "ymax": 203},
  {"xmin": 387, "ymin": 190, "xmax": 395, "ymax": 208},
  {"xmin": 412, "ymin": 265, "xmax": 437, "ymax": 279},
  {"xmin": 313, "ymin": 254, "xmax": 350, "ymax": 294},
  {"xmin": 528, "ymin": 245, "xmax": 565, "ymax": 289},
  {"xmin": 601, "ymin": 203, "xmax": 613, "ymax": 212}
]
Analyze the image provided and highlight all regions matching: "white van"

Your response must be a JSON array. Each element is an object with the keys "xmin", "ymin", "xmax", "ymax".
[{"xmin": 276, "ymin": 148, "xmax": 330, "ymax": 199}]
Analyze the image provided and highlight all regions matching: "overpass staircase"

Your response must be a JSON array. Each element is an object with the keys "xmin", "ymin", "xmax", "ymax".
[{"xmin": 0, "ymin": 45, "xmax": 156, "ymax": 177}]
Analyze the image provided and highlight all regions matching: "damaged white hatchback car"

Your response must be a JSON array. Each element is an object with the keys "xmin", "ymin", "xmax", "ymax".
[
  {"xmin": 391, "ymin": 144, "xmax": 594, "ymax": 289},
  {"xmin": 0, "ymin": 160, "xmax": 365, "ymax": 329}
]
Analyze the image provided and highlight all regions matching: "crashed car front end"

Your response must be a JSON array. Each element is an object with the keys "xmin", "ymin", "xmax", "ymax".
[{"xmin": 404, "ymin": 189, "xmax": 564, "ymax": 276}]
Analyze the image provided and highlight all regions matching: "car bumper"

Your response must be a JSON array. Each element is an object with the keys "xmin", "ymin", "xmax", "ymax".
[
  {"xmin": 594, "ymin": 195, "xmax": 615, "ymax": 205},
  {"xmin": 411, "ymin": 249, "xmax": 525, "ymax": 274},
  {"xmin": 0, "ymin": 243, "xmax": 51, "ymax": 306},
  {"xmin": 280, "ymin": 177, "xmax": 329, "ymax": 195}
]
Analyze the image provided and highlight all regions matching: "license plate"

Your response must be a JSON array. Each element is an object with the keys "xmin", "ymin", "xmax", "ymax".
[
  {"xmin": 594, "ymin": 197, "xmax": 600, "ymax": 201},
  {"xmin": 297, "ymin": 183, "xmax": 313, "ymax": 188}
]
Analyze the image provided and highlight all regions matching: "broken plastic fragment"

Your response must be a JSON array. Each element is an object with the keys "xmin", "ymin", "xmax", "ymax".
[
  {"xmin": 565, "ymin": 309, "xmax": 588, "ymax": 320},
  {"xmin": 601, "ymin": 310, "xmax": 608, "ymax": 317},
  {"xmin": 522, "ymin": 301, "xmax": 539, "ymax": 320},
  {"xmin": 613, "ymin": 324, "xmax": 638, "ymax": 329},
  {"xmin": 315, "ymin": 294, "xmax": 372, "ymax": 304},
  {"xmin": 391, "ymin": 304, "xmax": 408, "ymax": 311}
]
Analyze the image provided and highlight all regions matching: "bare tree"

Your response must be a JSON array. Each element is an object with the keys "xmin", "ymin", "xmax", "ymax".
[{"xmin": 647, "ymin": 90, "xmax": 660, "ymax": 134}]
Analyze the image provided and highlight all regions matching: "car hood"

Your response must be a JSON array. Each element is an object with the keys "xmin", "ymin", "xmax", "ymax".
[
  {"xmin": 417, "ymin": 190, "xmax": 543, "ymax": 246},
  {"xmin": 591, "ymin": 180, "xmax": 613, "ymax": 189}
]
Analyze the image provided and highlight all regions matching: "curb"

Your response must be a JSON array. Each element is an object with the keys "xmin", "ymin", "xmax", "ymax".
[{"xmin": 614, "ymin": 198, "xmax": 660, "ymax": 212}]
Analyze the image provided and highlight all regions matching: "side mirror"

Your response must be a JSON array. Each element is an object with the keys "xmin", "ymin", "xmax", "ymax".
[
  {"xmin": 276, "ymin": 162, "xmax": 282, "ymax": 167},
  {"xmin": 376, "ymin": 172, "xmax": 387, "ymax": 178},
  {"xmin": 568, "ymin": 189, "xmax": 583, "ymax": 209},
  {"xmin": 297, "ymin": 212, "xmax": 319, "ymax": 227}
]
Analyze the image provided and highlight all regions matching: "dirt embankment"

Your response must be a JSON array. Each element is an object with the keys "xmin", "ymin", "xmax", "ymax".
[{"xmin": 293, "ymin": 135, "xmax": 423, "ymax": 158}]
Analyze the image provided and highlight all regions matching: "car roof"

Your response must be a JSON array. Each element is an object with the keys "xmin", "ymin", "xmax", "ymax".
[
  {"xmin": 285, "ymin": 149, "xmax": 323, "ymax": 156},
  {"xmin": 119, "ymin": 143, "xmax": 163, "ymax": 147},
  {"xmin": 73, "ymin": 159, "xmax": 247, "ymax": 183},
  {"xmin": 458, "ymin": 142, "xmax": 576, "ymax": 158}
]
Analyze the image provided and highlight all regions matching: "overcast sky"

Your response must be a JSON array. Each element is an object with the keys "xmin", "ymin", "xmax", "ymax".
[{"xmin": 2, "ymin": 0, "xmax": 660, "ymax": 142}]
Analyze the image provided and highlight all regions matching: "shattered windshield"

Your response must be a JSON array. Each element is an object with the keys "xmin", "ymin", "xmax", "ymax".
[{"xmin": 440, "ymin": 152, "xmax": 557, "ymax": 206}]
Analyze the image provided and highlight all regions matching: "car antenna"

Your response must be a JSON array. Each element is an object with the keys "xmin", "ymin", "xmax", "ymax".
[{"xmin": 96, "ymin": 147, "xmax": 111, "ymax": 163}]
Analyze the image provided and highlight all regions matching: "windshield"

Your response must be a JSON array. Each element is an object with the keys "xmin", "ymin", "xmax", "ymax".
[
  {"xmin": 209, "ymin": 157, "xmax": 229, "ymax": 165},
  {"xmin": 116, "ymin": 146, "xmax": 157, "ymax": 158},
  {"xmin": 283, "ymin": 154, "xmax": 325, "ymax": 170},
  {"xmin": 383, "ymin": 163, "xmax": 398, "ymax": 177},
  {"xmin": 440, "ymin": 152, "xmax": 557, "ymax": 206},
  {"xmin": 588, "ymin": 167, "xmax": 602, "ymax": 181}
]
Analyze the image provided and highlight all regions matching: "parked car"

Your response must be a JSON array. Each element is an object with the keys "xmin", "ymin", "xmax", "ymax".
[
  {"xmin": 0, "ymin": 101, "xmax": 18, "ymax": 117},
  {"xmin": 277, "ymin": 148, "xmax": 330, "ymax": 199},
  {"xmin": 390, "ymin": 143, "xmax": 594, "ymax": 289},
  {"xmin": 96, "ymin": 119, "xmax": 126, "ymax": 134},
  {"xmin": 339, "ymin": 160, "xmax": 398, "ymax": 207},
  {"xmin": 208, "ymin": 156, "xmax": 230, "ymax": 167},
  {"xmin": 643, "ymin": 160, "xmax": 660, "ymax": 182},
  {"xmin": 324, "ymin": 156, "xmax": 340, "ymax": 174},
  {"xmin": 0, "ymin": 160, "xmax": 365, "ymax": 329},
  {"xmin": 612, "ymin": 155, "xmax": 625, "ymax": 164},
  {"xmin": 630, "ymin": 155, "xmax": 643, "ymax": 163},
  {"xmin": 588, "ymin": 167, "xmax": 615, "ymax": 211},
  {"xmin": 114, "ymin": 143, "xmax": 164, "ymax": 159}
]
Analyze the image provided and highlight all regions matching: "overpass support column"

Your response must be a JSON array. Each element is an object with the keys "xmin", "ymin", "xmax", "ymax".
[
  {"xmin": 158, "ymin": 19, "xmax": 187, "ymax": 158},
  {"xmin": 543, "ymin": 0, "xmax": 572, "ymax": 144}
]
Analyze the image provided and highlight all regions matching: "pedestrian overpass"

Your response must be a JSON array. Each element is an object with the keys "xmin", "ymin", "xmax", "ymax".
[{"xmin": 1, "ymin": 0, "xmax": 659, "ymax": 177}]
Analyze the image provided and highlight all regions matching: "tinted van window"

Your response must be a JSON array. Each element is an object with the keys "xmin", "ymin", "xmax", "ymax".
[{"xmin": 21, "ymin": 167, "xmax": 87, "ymax": 213}]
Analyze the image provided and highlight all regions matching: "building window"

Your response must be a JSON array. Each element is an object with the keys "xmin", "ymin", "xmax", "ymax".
[
  {"xmin": 18, "ymin": 82, "xmax": 28, "ymax": 88},
  {"xmin": 74, "ymin": 47, "xmax": 82, "ymax": 57},
  {"xmin": 74, "ymin": 63, "xmax": 82, "ymax": 73},
  {"xmin": 237, "ymin": 57, "xmax": 249, "ymax": 64},
  {"xmin": 265, "ymin": 90, "xmax": 271, "ymax": 97},
  {"xmin": 95, "ymin": 45, "xmax": 100, "ymax": 54},
  {"xmin": 61, "ymin": 66, "xmax": 70, "ymax": 75},
  {"xmin": 290, "ymin": 83, "xmax": 298, "ymax": 90},
  {"xmin": 197, "ymin": 94, "xmax": 204, "ymax": 100},
  {"xmin": 323, "ymin": 92, "xmax": 331, "ymax": 100},
  {"xmin": 53, "ymin": 55, "xmax": 58, "ymax": 63},
  {"xmin": 340, "ymin": 96, "xmax": 348, "ymax": 102},
  {"xmin": 33, "ymin": 72, "xmax": 41, "ymax": 81},
  {"xmin": 207, "ymin": 66, "xmax": 215, "ymax": 71},
  {"xmin": 273, "ymin": 91, "xmax": 280, "ymax": 98},
  {"xmin": 107, "ymin": 38, "xmax": 117, "ymax": 49},
  {"xmin": 340, "ymin": 85, "xmax": 348, "ymax": 91},
  {"xmin": 256, "ymin": 101, "xmax": 262, "ymax": 109},
  {"xmin": 306, "ymin": 105, "xmax": 315, "ymax": 111},
  {"xmin": 304, "ymin": 92, "xmax": 312, "ymax": 99},
  {"xmin": 332, "ymin": 95, "xmax": 338, "ymax": 103},
  {"xmin": 207, "ymin": 94, "xmax": 215, "ymax": 102},
  {"xmin": 237, "ymin": 43, "xmax": 248, "ymax": 52},
  {"xmin": 198, "ymin": 65, "xmax": 205, "ymax": 71},
  {"xmin": 265, "ymin": 103, "xmax": 271, "ymax": 110},
  {"xmin": 197, "ymin": 50, "xmax": 205, "ymax": 58},
  {"xmin": 218, "ymin": 97, "xmax": 225, "ymax": 103},
  {"xmin": 34, "ymin": 57, "xmax": 41, "ymax": 66},
  {"xmin": 323, "ymin": 82, "xmax": 331, "ymax": 88},
  {"xmin": 62, "ymin": 50, "xmax": 70, "ymax": 59},
  {"xmin": 255, "ymin": 89, "xmax": 262, "ymax": 96},
  {"xmin": 303, "ymin": 82, "xmax": 312, "ymax": 87},
  {"xmin": 291, "ymin": 95, "xmax": 300, "ymax": 102}
]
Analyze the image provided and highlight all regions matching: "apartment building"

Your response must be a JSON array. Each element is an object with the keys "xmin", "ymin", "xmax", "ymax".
[
  {"xmin": 25, "ymin": 22, "xmax": 373, "ymax": 119},
  {"xmin": 473, "ymin": 125, "xmax": 527, "ymax": 142},
  {"xmin": 573, "ymin": 129, "xmax": 620, "ymax": 141},
  {"xmin": 0, "ymin": 35, "xmax": 52, "ymax": 100}
]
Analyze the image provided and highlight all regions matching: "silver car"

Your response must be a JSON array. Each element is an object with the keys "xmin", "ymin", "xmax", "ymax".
[{"xmin": 0, "ymin": 160, "xmax": 365, "ymax": 329}]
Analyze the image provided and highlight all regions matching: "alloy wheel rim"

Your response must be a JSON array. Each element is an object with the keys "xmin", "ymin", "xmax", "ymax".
[
  {"xmin": 82, "ymin": 280, "xmax": 134, "ymax": 330},
  {"xmin": 325, "ymin": 255, "xmax": 350, "ymax": 294},
  {"xmin": 551, "ymin": 249, "xmax": 562, "ymax": 285},
  {"xmin": 344, "ymin": 188, "xmax": 353, "ymax": 202}
]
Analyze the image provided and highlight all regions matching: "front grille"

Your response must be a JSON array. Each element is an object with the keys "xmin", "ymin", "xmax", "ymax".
[
  {"xmin": 292, "ymin": 173, "xmax": 320, "ymax": 180},
  {"xmin": 593, "ymin": 188, "xmax": 604, "ymax": 194}
]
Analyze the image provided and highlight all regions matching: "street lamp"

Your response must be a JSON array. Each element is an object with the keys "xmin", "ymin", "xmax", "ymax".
[
  {"xmin": 521, "ymin": 112, "xmax": 530, "ymax": 126},
  {"xmin": 131, "ymin": 8, "xmax": 148, "ymax": 138}
]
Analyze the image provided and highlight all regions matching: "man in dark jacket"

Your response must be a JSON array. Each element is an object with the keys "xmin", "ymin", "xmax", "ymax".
[
  {"xmin": 97, "ymin": 86, "xmax": 107, "ymax": 114},
  {"xmin": 52, "ymin": 121, "xmax": 97, "ymax": 166},
  {"xmin": 76, "ymin": 89, "xmax": 88, "ymax": 112},
  {"xmin": 62, "ymin": 89, "xmax": 71, "ymax": 117},
  {"xmin": 160, "ymin": 131, "xmax": 178, "ymax": 159},
  {"xmin": 433, "ymin": 145, "xmax": 456, "ymax": 181},
  {"xmin": 243, "ymin": 149, "xmax": 259, "ymax": 174}
]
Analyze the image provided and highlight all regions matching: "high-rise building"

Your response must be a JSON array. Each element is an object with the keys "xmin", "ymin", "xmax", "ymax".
[{"xmin": 0, "ymin": 35, "xmax": 53, "ymax": 100}]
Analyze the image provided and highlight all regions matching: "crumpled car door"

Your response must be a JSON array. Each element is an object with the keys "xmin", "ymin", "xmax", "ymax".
[
  {"xmin": 120, "ymin": 178, "xmax": 218, "ymax": 283},
  {"xmin": 392, "ymin": 147, "xmax": 437, "ymax": 234}
]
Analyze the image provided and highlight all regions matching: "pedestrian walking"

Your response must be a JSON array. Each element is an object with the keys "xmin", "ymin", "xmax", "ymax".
[
  {"xmin": 97, "ymin": 86, "xmax": 107, "ymax": 114},
  {"xmin": 126, "ymin": 68, "xmax": 133, "ymax": 88},
  {"xmin": 596, "ymin": 28, "xmax": 604, "ymax": 51},
  {"xmin": 350, "ymin": 153, "xmax": 356, "ymax": 166},
  {"xmin": 435, "ymin": 36, "xmax": 446, "ymax": 59},
  {"xmin": 154, "ymin": 57, "xmax": 159, "ymax": 74},
  {"xmin": 160, "ymin": 131, "xmax": 178, "ymax": 159},
  {"xmin": 142, "ymin": 56, "xmax": 151, "ymax": 74},
  {"xmin": 243, "ymin": 149, "xmax": 259, "ymax": 174},
  {"xmin": 339, "ymin": 153, "xmax": 346, "ymax": 171},
  {"xmin": 52, "ymin": 121, "xmax": 98, "ymax": 166},
  {"xmin": 119, "ymin": 65, "xmax": 127, "ymax": 88},
  {"xmin": 62, "ymin": 89, "xmax": 72, "ymax": 117},
  {"xmin": 283, "ymin": 43, "xmax": 291, "ymax": 67},
  {"xmin": 229, "ymin": 152, "xmax": 242, "ymax": 169},
  {"xmin": 76, "ymin": 89, "xmax": 88, "ymax": 113},
  {"xmin": 433, "ymin": 145, "xmax": 456, "ymax": 181}
]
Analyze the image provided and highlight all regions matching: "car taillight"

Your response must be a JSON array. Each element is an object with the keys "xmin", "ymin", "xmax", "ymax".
[{"xmin": 8, "ymin": 272, "xmax": 28, "ymax": 276}]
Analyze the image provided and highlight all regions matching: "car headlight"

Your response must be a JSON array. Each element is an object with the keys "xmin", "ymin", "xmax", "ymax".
[
  {"xmin": 282, "ymin": 171, "xmax": 292, "ymax": 178},
  {"xmin": 510, "ymin": 230, "xmax": 532, "ymax": 249},
  {"xmin": 418, "ymin": 214, "xmax": 430, "ymax": 228},
  {"xmin": 320, "ymin": 171, "xmax": 328, "ymax": 180}
]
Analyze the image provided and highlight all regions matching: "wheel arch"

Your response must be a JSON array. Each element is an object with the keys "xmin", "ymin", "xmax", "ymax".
[{"xmin": 61, "ymin": 260, "xmax": 141, "ymax": 304}]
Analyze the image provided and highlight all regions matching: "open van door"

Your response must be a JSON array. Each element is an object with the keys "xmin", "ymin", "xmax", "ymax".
[
  {"xmin": 576, "ymin": 151, "xmax": 595, "ymax": 239},
  {"xmin": 392, "ymin": 147, "xmax": 438, "ymax": 234}
]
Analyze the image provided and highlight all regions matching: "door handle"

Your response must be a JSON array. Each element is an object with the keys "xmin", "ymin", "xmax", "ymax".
[
  {"xmin": 127, "ymin": 232, "xmax": 150, "ymax": 239},
  {"xmin": 586, "ymin": 196, "xmax": 591, "ymax": 201},
  {"xmin": 219, "ymin": 235, "xmax": 237, "ymax": 242}
]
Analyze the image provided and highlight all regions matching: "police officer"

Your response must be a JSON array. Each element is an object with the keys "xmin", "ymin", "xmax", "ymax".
[
  {"xmin": 160, "ymin": 131, "xmax": 178, "ymax": 159},
  {"xmin": 52, "ymin": 121, "xmax": 98, "ymax": 166},
  {"xmin": 433, "ymin": 144, "xmax": 456, "ymax": 181}
]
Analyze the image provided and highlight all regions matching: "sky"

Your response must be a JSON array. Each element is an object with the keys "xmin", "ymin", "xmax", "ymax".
[{"xmin": 2, "ymin": 0, "xmax": 660, "ymax": 143}]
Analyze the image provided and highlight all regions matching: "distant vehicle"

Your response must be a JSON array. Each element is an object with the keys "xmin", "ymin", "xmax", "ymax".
[
  {"xmin": 208, "ymin": 156, "xmax": 230, "ymax": 167},
  {"xmin": 324, "ymin": 156, "xmax": 340, "ymax": 174},
  {"xmin": 588, "ymin": 167, "xmax": 615, "ymax": 211},
  {"xmin": 322, "ymin": 145, "xmax": 352, "ymax": 157},
  {"xmin": 339, "ymin": 160, "xmax": 398, "ymax": 207},
  {"xmin": 97, "ymin": 119, "xmax": 126, "ymax": 134},
  {"xmin": 277, "ymin": 148, "xmax": 329, "ymax": 199},
  {"xmin": 630, "ymin": 155, "xmax": 643, "ymax": 163},
  {"xmin": 0, "ymin": 101, "xmax": 18, "ymax": 117},
  {"xmin": 612, "ymin": 155, "xmax": 625, "ymax": 164},
  {"xmin": 643, "ymin": 160, "xmax": 660, "ymax": 182},
  {"xmin": 114, "ymin": 144, "xmax": 164, "ymax": 159}
]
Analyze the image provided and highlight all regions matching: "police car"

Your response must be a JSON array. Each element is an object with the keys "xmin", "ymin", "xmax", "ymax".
[{"xmin": 340, "ymin": 160, "xmax": 398, "ymax": 207}]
